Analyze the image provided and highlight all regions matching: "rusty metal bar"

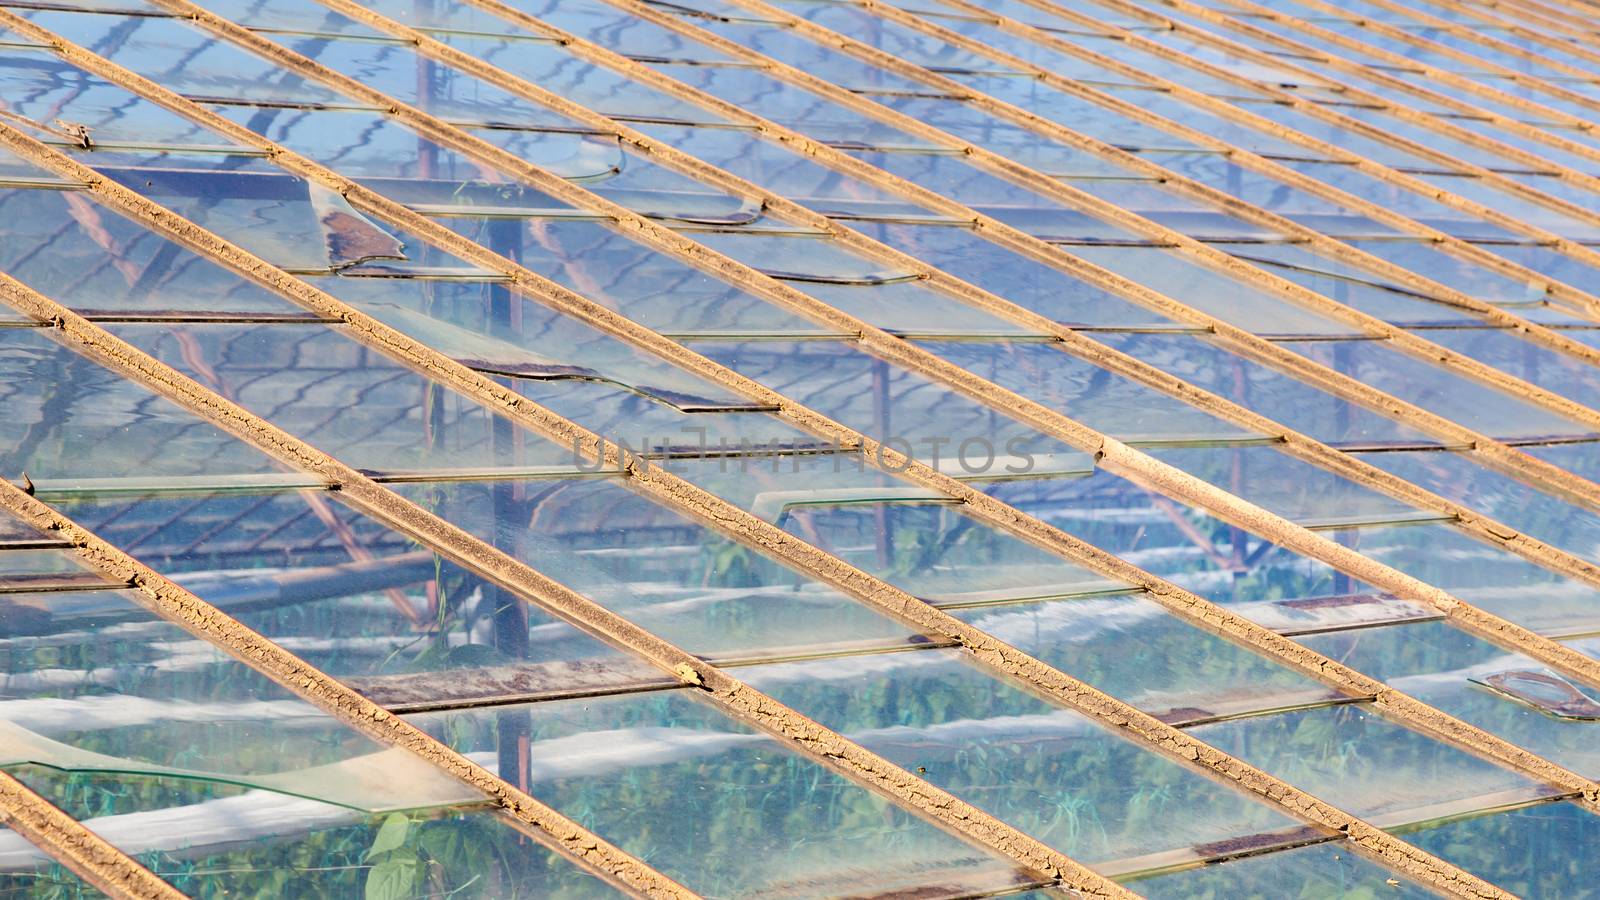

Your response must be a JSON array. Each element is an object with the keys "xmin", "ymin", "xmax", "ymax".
[
  {"xmin": 17, "ymin": 0, "xmax": 1600, "ymax": 707},
  {"xmin": 1370, "ymin": 0, "xmax": 1600, "ymax": 69},
  {"xmin": 0, "ymin": 288, "xmax": 1132, "ymax": 897},
  {"xmin": 703, "ymin": 0, "xmax": 1600, "ymax": 312},
  {"xmin": 0, "ymin": 212, "xmax": 1514, "ymax": 900},
  {"xmin": 0, "ymin": 18, "xmax": 1590, "ymax": 893},
  {"xmin": 1241, "ymin": 0, "xmax": 1600, "ymax": 104},
  {"xmin": 1109, "ymin": 0, "xmax": 1600, "ymax": 171},
  {"xmin": 832, "ymin": 0, "xmax": 1600, "ymax": 358},
  {"xmin": 336, "ymin": 0, "xmax": 1600, "ymax": 643},
  {"xmin": 0, "ymin": 471, "xmax": 690, "ymax": 898},
  {"xmin": 0, "ymin": 770, "xmax": 183, "ymax": 900}
]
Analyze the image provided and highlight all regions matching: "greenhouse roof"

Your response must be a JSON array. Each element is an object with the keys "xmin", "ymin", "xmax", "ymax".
[{"xmin": 2, "ymin": 0, "xmax": 1600, "ymax": 895}]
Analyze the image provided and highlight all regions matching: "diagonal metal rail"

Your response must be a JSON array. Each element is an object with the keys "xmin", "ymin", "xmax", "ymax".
[
  {"xmin": 0, "ymin": 284, "xmax": 1127, "ymax": 897},
  {"xmin": 1098, "ymin": 0, "xmax": 1600, "ymax": 176},
  {"xmin": 0, "ymin": 159, "xmax": 1507, "ymax": 900},
  {"xmin": 0, "ymin": 770, "xmax": 184, "ymax": 900},
  {"xmin": 0, "ymin": 16, "xmax": 1587, "ymax": 894},
  {"xmin": 307, "ymin": 0, "xmax": 1600, "ymax": 640},
  {"xmin": 12, "ymin": 0, "xmax": 1600, "ymax": 756},
  {"xmin": 851, "ymin": 0, "xmax": 1600, "ymax": 342}
]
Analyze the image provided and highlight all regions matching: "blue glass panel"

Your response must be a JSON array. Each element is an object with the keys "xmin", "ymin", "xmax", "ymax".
[
  {"xmin": 742, "ymin": 648, "xmax": 1302, "ymax": 866},
  {"xmin": 409, "ymin": 691, "xmax": 1040, "ymax": 898}
]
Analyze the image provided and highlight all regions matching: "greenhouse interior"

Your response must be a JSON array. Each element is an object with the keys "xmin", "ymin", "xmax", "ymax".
[{"xmin": 1, "ymin": 0, "xmax": 1600, "ymax": 896}]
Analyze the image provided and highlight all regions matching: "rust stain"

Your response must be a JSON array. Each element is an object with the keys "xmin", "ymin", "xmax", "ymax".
[
  {"xmin": 1188, "ymin": 823, "xmax": 1333, "ymax": 861},
  {"xmin": 308, "ymin": 184, "xmax": 408, "ymax": 268}
]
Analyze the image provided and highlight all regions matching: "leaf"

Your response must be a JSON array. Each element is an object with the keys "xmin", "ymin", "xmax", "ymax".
[
  {"xmin": 365, "ymin": 813, "xmax": 411, "ymax": 861},
  {"xmin": 365, "ymin": 857, "xmax": 416, "ymax": 900}
]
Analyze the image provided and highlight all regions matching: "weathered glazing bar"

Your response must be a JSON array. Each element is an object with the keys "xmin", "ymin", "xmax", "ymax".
[
  {"xmin": 0, "ymin": 24, "xmax": 1587, "ymax": 890},
  {"xmin": 0, "ymin": 769, "xmax": 182, "ymax": 900},
  {"xmin": 1233, "ymin": 0, "xmax": 1600, "ymax": 106},
  {"xmin": 15, "ymin": 0, "xmax": 1600, "ymax": 775},
  {"xmin": 0, "ymin": 247, "xmax": 1505, "ymax": 898},
  {"xmin": 204, "ymin": 0, "xmax": 1600, "ymax": 607},
  {"xmin": 866, "ymin": 0, "xmax": 1600, "ymax": 336},
  {"xmin": 1115, "ymin": 0, "xmax": 1600, "ymax": 168}
]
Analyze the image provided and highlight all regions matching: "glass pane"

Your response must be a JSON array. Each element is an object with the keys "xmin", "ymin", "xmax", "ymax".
[
  {"xmin": 1463, "ymin": 242, "xmax": 1600, "ymax": 300},
  {"xmin": 949, "ymin": 596, "xmax": 1341, "ymax": 720},
  {"xmin": 0, "ymin": 41, "xmax": 249, "ymax": 148},
  {"xmin": 1092, "ymin": 332, "xmax": 1448, "ymax": 448},
  {"xmin": 646, "ymin": 64, "xmax": 936, "ymax": 148},
  {"xmin": 10, "ymin": 768, "xmax": 621, "ymax": 899},
  {"xmin": 309, "ymin": 276, "xmax": 773, "ymax": 412},
  {"xmin": 960, "ymin": 76, "xmax": 1222, "ymax": 151},
  {"xmin": 634, "ymin": 121, "xmax": 963, "ymax": 223},
  {"xmin": 917, "ymin": 340, "xmax": 1276, "ymax": 446},
  {"xmin": 979, "ymin": 466, "xmax": 1441, "ymax": 630},
  {"xmin": 1525, "ymin": 441, "xmax": 1600, "ymax": 484},
  {"xmin": 50, "ymin": 487, "xmax": 635, "ymax": 693},
  {"xmin": 1066, "ymin": 245, "xmax": 1364, "ymax": 337},
  {"xmin": 0, "ymin": 327, "xmax": 287, "ymax": 482},
  {"xmin": 1189, "ymin": 704, "xmax": 1556, "ymax": 824},
  {"xmin": 25, "ymin": 10, "xmax": 575, "ymax": 128},
  {"xmin": 0, "ymin": 186, "xmax": 308, "ymax": 316},
  {"xmin": 1396, "ymin": 800, "xmax": 1600, "ymax": 898},
  {"xmin": 1325, "ymin": 521, "xmax": 1600, "ymax": 634},
  {"xmin": 836, "ymin": 221, "xmax": 1186, "ymax": 330},
  {"xmin": 684, "ymin": 338, "xmax": 1265, "ymax": 451},
  {"xmin": 1208, "ymin": 241, "xmax": 1494, "ymax": 327},
  {"xmin": 1128, "ymin": 839, "xmax": 1434, "ymax": 898},
  {"xmin": 375, "ymin": 218, "xmax": 823, "ymax": 337},
  {"xmin": 386, "ymin": 476, "xmax": 927, "ymax": 660},
  {"xmin": 434, "ymin": 214, "xmax": 1035, "ymax": 337},
  {"xmin": 1299, "ymin": 620, "xmax": 1600, "ymax": 776},
  {"xmin": 276, "ymin": 26, "xmax": 733, "ymax": 127},
  {"xmin": 105, "ymin": 321, "xmax": 576, "ymax": 474},
  {"xmin": 740, "ymin": 648, "xmax": 1301, "ymax": 867},
  {"xmin": 1339, "ymin": 239, "xmax": 1567, "ymax": 306},
  {"xmin": 1277, "ymin": 338, "xmax": 1591, "ymax": 442},
  {"xmin": 408, "ymin": 691, "xmax": 1041, "ymax": 898},
  {"xmin": 0, "ymin": 588, "xmax": 478, "ymax": 812},
  {"xmin": 1419, "ymin": 327, "xmax": 1600, "ymax": 413},
  {"xmin": 1354, "ymin": 448, "xmax": 1600, "ymax": 566},
  {"xmin": 1145, "ymin": 445, "xmax": 1437, "ymax": 528}
]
